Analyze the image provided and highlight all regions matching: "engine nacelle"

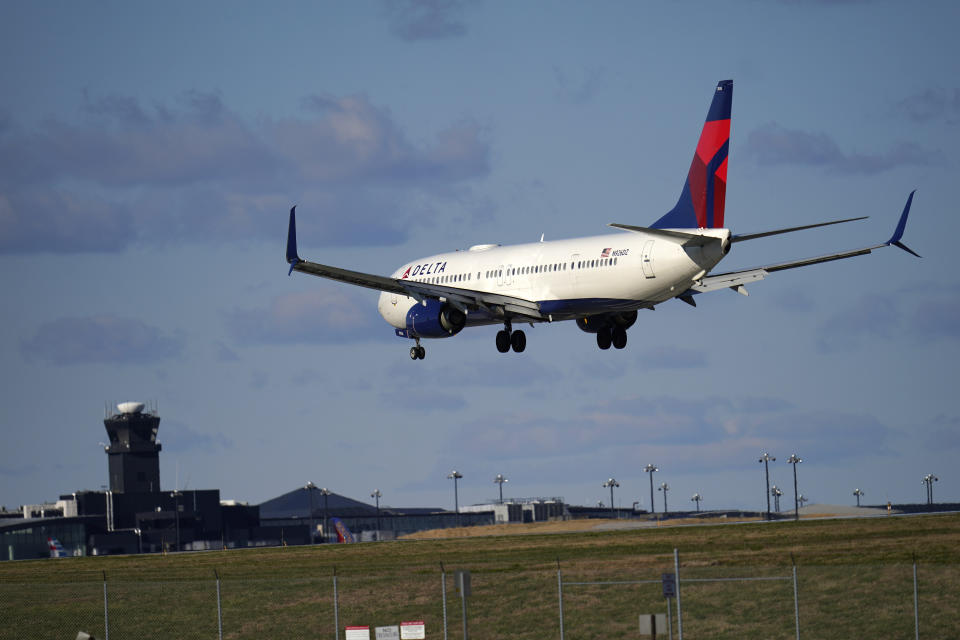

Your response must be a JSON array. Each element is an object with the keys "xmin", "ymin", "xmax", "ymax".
[
  {"xmin": 576, "ymin": 310, "xmax": 638, "ymax": 334},
  {"xmin": 406, "ymin": 299, "xmax": 466, "ymax": 338}
]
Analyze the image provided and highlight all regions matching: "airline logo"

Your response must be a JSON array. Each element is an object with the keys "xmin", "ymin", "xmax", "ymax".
[{"xmin": 401, "ymin": 262, "xmax": 447, "ymax": 279}]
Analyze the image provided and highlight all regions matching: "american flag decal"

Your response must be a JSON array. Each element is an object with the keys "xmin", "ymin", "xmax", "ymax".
[{"xmin": 600, "ymin": 248, "xmax": 611, "ymax": 258}]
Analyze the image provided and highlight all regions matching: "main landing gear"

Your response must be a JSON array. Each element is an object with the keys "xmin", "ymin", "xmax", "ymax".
[
  {"xmin": 409, "ymin": 337, "xmax": 426, "ymax": 360},
  {"xmin": 596, "ymin": 326, "xmax": 628, "ymax": 350},
  {"xmin": 495, "ymin": 320, "xmax": 526, "ymax": 353}
]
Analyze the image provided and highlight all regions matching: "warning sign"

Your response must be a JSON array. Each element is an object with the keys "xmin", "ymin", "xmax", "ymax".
[
  {"xmin": 400, "ymin": 620, "xmax": 426, "ymax": 639},
  {"xmin": 345, "ymin": 626, "xmax": 370, "ymax": 640},
  {"xmin": 375, "ymin": 626, "xmax": 400, "ymax": 640}
]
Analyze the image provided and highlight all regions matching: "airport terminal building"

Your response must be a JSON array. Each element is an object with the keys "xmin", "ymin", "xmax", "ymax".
[{"xmin": 2, "ymin": 402, "xmax": 566, "ymax": 560}]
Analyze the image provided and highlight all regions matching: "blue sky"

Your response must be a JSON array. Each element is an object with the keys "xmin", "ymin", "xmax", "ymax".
[{"xmin": 2, "ymin": 0, "xmax": 958, "ymax": 514}]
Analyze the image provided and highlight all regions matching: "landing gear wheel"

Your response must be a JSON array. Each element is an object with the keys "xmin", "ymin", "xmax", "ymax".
[
  {"xmin": 612, "ymin": 326, "xmax": 627, "ymax": 350},
  {"xmin": 417, "ymin": 346, "xmax": 425, "ymax": 359},
  {"xmin": 410, "ymin": 344, "xmax": 426, "ymax": 360},
  {"xmin": 510, "ymin": 330, "xmax": 526, "ymax": 353},
  {"xmin": 496, "ymin": 330, "xmax": 511, "ymax": 353},
  {"xmin": 597, "ymin": 328, "xmax": 612, "ymax": 350}
]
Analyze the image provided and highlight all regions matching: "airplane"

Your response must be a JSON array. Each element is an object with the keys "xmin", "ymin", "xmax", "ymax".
[{"xmin": 285, "ymin": 79, "xmax": 919, "ymax": 360}]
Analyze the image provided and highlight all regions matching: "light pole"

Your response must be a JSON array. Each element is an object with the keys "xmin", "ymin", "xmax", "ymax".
[
  {"xmin": 602, "ymin": 478, "xmax": 620, "ymax": 518},
  {"xmin": 759, "ymin": 451, "xmax": 776, "ymax": 521},
  {"xmin": 319, "ymin": 487, "xmax": 331, "ymax": 542},
  {"xmin": 853, "ymin": 488, "xmax": 864, "ymax": 507},
  {"xmin": 370, "ymin": 489, "xmax": 382, "ymax": 541},
  {"xmin": 305, "ymin": 482, "xmax": 317, "ymax": 543},
  {"xmin": 922, "ymin": 474, "xmax": 939, "ymax": 505},
  {"xmin": 448, "ymin": 471, "xmax": 463, "ymax": 526},
  {"xmin": 170, "ymin": 490, "xmax": 181, "ymax": 551},
  {"xmin": 658, "ymin": 482, "xmax": 670, "ymax": 515},
  {"xmin": 643, "ymin": 464, "xmax": 658, "ymax": 515},
  {"xmin": 771, "ymin": 485, "xmax": 782, "ymax": 512},
  {"xmin": 798, "ymin": 494, "xmax": 809, "ymax": 509},
  {"xmin": 691, "ymin": 493, "xmax": 702, "ymax": 512},
  {"xmin": 787, "ymin": 454, "xmax": 802, "ymax": 521},
  {"xmin": 494, "ymin": 474, "xmax": 508, "ymax": 504}
]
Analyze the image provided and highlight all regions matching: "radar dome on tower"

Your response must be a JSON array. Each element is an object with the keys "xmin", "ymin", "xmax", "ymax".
[{"xmin": 117, "ymin": 402, "xmax": 145, "ymax": 415}]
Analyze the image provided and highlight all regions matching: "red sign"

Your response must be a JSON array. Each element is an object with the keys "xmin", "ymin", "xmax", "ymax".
[{"xmin": 400, "ymin": 621, "xmax": 425, "ymax": 640}]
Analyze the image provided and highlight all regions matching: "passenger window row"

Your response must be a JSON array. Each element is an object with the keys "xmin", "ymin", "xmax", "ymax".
[{"xmin": 413, "ymin": 257, "xmax": 620, "ymax": 285}]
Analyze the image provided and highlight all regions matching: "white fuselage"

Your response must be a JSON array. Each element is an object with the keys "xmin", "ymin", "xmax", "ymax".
[{"xmin": 377, "ymin": 228, "xmax": 731, "ymax": 331}]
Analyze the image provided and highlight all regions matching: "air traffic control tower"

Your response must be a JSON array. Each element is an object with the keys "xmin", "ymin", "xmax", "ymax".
[{"xmin": 104, "ymin": 402, "xmax": 162, "ymax": 493}]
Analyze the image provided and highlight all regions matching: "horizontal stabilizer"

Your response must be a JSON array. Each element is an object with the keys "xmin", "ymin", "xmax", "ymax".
[{"xmin": 608, "ymin": 224, "xmax": 721, "ymax": 247}]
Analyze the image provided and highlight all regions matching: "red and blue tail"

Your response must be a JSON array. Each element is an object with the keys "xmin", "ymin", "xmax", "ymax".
[
  {"xmin": 48, "ymin": 537, "xmax": 66, "ymax": 558},
  {"xmin": 651, "ymin": 79, "xmax": 732, "ymax": 230}
]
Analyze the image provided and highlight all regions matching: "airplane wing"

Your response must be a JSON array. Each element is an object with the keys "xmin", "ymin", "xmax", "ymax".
[
  {"xmin": 286, "ymin": 208, "xmax": 546, "ymax": 321},
  {"xmin": 686, "ymin": 191, "xmax": 919, "ymax": 297}
]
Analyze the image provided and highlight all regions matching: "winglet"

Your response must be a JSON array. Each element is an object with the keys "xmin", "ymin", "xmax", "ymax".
[
  {"xmin": 886, "ymin": 191, "xmax": 921, "ymax": 258},
  {"xmin": 286, "ymin": 206, "xmax": 301, "ymax": 275}
]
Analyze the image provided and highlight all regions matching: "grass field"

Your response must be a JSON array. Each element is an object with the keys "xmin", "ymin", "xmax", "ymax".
[{"xmin": 1, "ymin": 512, "xmax": 957, "ymax": 639}]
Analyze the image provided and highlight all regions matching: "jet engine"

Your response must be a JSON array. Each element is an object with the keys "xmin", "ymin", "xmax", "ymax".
[{"xmin": 406, "ymin": 299, "xmax": 466, "ymax": 338}]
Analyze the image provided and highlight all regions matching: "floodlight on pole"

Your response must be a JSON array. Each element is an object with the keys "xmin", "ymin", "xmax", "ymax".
[
  {"xmin": 759, "ymin": 451, "xmax": 776, "ymax": 521},
  {"xmin": 447, "ymin": 470, "xmax": 463, "ymax": 526},
  {"xmin": 643, "ymin": 464, "xmax": 658, "ymax": 515},
  {"xmin": 602, "ymin": 478, "xmax": 620, "ymax": 519},
  {"xmin": 370, "ymin": 489, "xmax": 382, "ymax": 541},
  {"xmin": 787, "ymin": 454, "xmax": 802, "ymax": 521},
  {"xmin": 771, "ymin": 485, "xmax": 783, "ymax": 512},
  {"xmin": 658, "ymin": 482, "xmax": 670, "ymax": 514},
  {"xmin": 494, "ymin": 474, "xmax": 508, "ymax": 504},
  {"xmin": 922, "ymin": 474, "xmax": 939, "ymax": 505},
  {"xmin": 691, "ymin": 493, "xmax": 702, "ymax": 513},
  {"xmin": 798, "ymin": 494, "xmax": 809, "ymax": 508},
  {"xmin": 319, "ymin": 487, "xmax": 331, "ymax": 543},
  {"xmin": 305, "ymin": 482, "xmax": 317, "ymax": 544},
  {"xmin": 853, "ymin": 488, "xmax": 864, "ymax": 507}
]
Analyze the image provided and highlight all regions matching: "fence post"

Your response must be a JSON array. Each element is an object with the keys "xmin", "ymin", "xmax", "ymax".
[
  {"xmin": 440, "ymin": 563, "xmax": 448, "ymax": 640},
  {"xmin": 666, "ymin": 597, "xmax": 673, "ymax": 640},
  {"xmin": 674, "ymin": 549, "xmax": 683, "ymax": 640},
  {"xmin": 913, "ymin": 554, "xmax": 919, "ymax": 640},
  {"xmin": 215, "ymin": 569, "xmax": 223, "ymax": 640},
  {"xmin": 102, "ymin": 570, "xmax": 109, "ymax": 640},
  {"xmin": 333, "ymin": 566, "xmax": 339, "ymax": 640},
  {"xmin": 460, "ymin": 573, "xmax": 469, "ymax": 640},
  {"xmin": 557, "ymin": 559, "xmax": 565, "ymax": 640},
  {"xmin": 792, "ymin": 556, "xmax": 800, "ymax": 640}
]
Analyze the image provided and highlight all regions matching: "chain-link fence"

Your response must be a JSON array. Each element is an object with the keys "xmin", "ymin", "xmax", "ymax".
[{"xmin": 1, "ymin": 555, "xmax": 957, "ymax": 639}]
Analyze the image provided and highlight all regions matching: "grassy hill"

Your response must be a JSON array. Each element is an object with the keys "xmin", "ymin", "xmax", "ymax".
[{"xmin": 1, "ymin": 513, "xmax": 957, "ymax": 639}]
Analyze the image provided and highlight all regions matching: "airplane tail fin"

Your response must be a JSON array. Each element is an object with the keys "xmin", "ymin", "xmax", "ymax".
[
  {"xmin": 651, "ymin": 79, "xmax": 733, "ymax": 230},
  {"xmin": 48, "ymin": 537, "xmax": 66, "ymax": 558},
  {"xmin": 331, "ymin": 517, "xmax": 356, "ymax": 543}
]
